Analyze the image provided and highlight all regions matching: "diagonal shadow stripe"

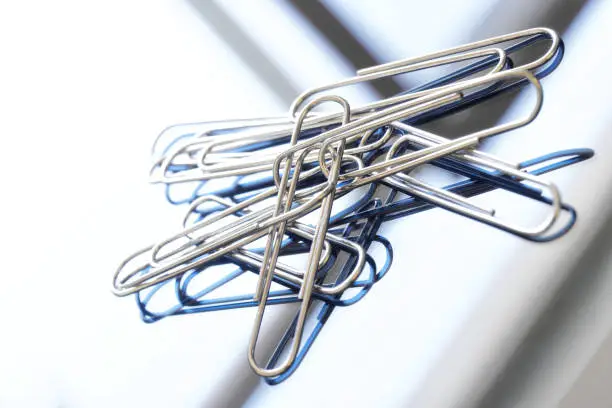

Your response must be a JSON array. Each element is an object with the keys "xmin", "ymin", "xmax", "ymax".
[
  {"xmin": 188, "ymin": 0, "xmax": 300, "ymax": 107},
  {"xmin": 288, "ymin": 0, "xmax": 404, "ymax": 97}
]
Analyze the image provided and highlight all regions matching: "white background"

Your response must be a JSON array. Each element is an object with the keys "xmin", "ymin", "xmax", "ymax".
[{"xmin": 1, "ymin": 1, "xmax": 612, "ymax": 407}]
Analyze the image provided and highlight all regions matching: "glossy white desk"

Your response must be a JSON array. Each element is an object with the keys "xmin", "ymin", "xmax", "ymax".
[{"xmin": 1, "ymin": 1, "xmax": 611, "ymax": 407}]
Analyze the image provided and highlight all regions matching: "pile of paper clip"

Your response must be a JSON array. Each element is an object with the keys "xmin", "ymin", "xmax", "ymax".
[{"xmin": 113, "ymin": 28, "xmax": 593, "ymax": 384}]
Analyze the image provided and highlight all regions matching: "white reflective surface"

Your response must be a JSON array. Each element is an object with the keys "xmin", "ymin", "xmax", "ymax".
[{"xmin": 1, "ymin": 1, "xmax": 611, "ymax": 407}]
